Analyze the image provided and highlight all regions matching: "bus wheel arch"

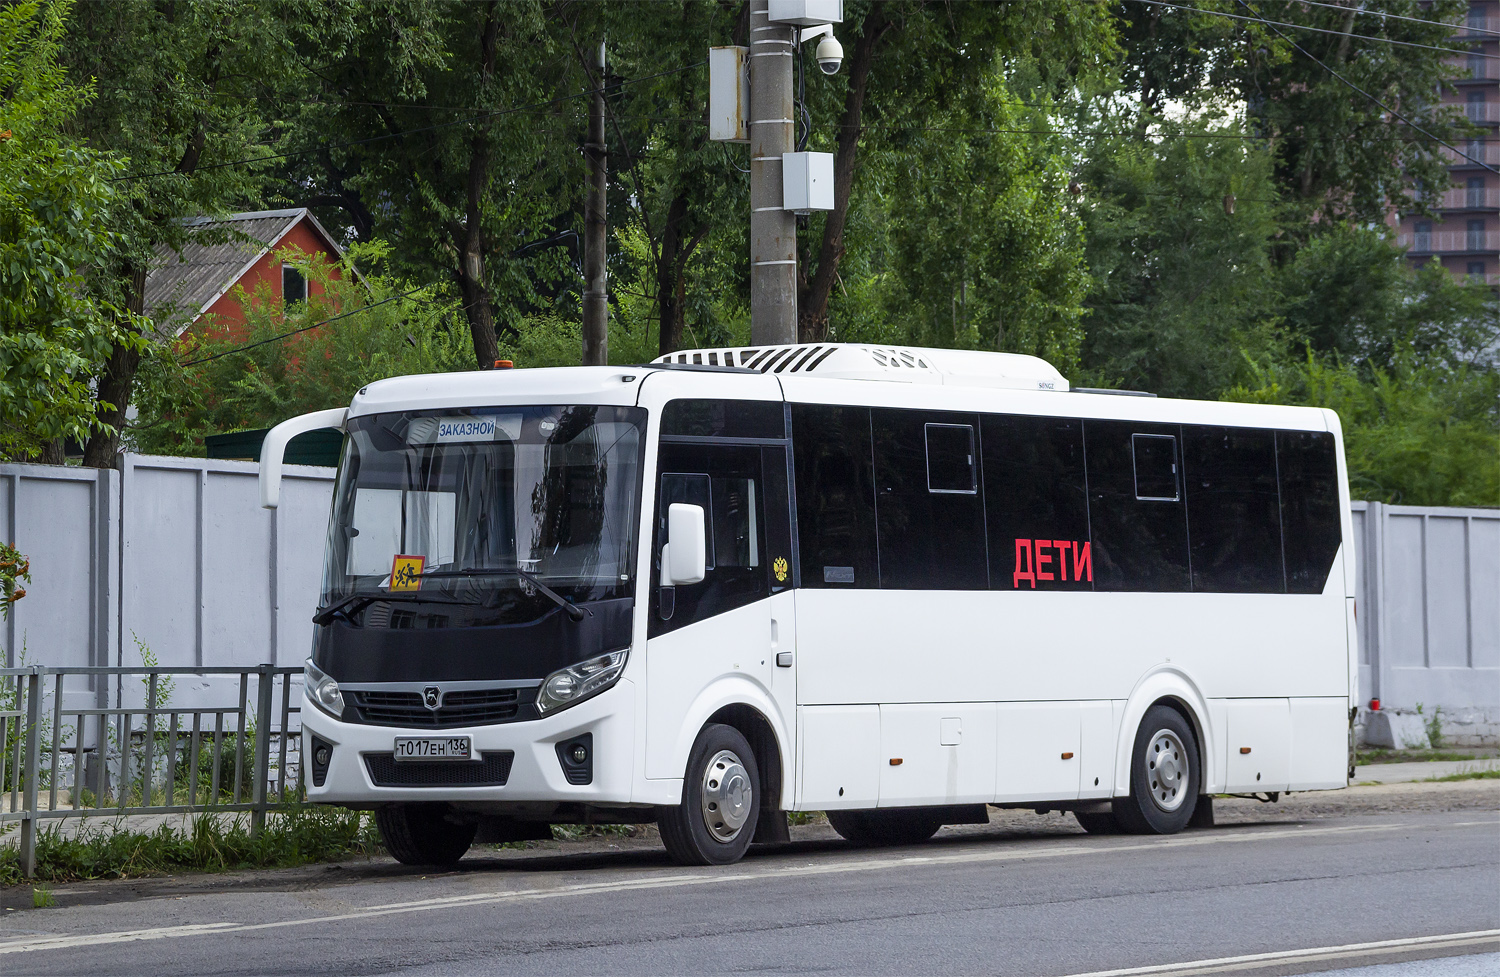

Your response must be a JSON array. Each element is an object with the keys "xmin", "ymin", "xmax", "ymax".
[
  {"xmin": 1115, "ymin": 670, "xmax": 1216, "ymax": 800},
  {"xmin": 705, "ymin": 702, "xmax": 787, "ymax": 843}
]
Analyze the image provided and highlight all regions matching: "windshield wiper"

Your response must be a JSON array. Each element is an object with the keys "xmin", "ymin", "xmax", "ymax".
[
  {"xmin": 418, "ymin": 568, "xmax": 588, "ymax": 622},
  {"xmin": 311, "ymin": 591, "xmax": 475, "ymax": 626}
]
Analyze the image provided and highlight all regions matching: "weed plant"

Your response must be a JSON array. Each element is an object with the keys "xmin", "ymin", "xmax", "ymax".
[{"xmin": 0, "ymin": 805, "xmax": 379, "ymax": 885}]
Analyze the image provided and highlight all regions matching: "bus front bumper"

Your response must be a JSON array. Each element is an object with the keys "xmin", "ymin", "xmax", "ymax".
[{"xmin": 300, "ymin": 680, "xmax": 637, "ymax": 806}]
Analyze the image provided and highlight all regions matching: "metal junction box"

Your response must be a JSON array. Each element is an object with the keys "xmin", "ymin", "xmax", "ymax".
[
  {"xmin": 708, "ymin": 46, "xmax": 749, "ymax": 143},
  {"xmin": 783, "ymin": 151, "xmax": 835, "ymax": 212},
  {"xmin": 767, "ymin": 0, "xmax": 843, "ymax": 26}
]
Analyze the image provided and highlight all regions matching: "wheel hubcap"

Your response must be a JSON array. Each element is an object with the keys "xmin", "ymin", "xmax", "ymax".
[
  {"xmin": 1146, "ymin": 728, "xmax": 1189, "ymax": 812},
  {"xmin": 700, "ymin": 749, "xmax": 753, "ymax": 843}
]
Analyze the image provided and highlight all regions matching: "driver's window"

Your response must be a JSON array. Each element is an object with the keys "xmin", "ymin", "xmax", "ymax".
[{"xmin": 651, "ymin": 444, "xmax": 769, "ymax": 635}]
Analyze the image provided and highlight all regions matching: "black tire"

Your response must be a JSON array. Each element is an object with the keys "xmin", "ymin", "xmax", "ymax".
[
  {"xmin": 826, "ymin": 809, "xmax": 944, "ymax": 847},
  {"xmin": 658, "ymin": 724, "xmax": 760, "ymax": 866},
  {"xmin": 1073, "ymin": 810, "xmax": 1122, "ymax": 835},
  {"xmin": 1112, "ymin": 704, "xmax": 1201, "ymax": 835},
  {"xmin": 376, "ymin": 803, "xmax": 477, "ymax": 866}
]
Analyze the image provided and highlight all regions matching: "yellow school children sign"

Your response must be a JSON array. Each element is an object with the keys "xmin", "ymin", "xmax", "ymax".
[{"xmin": 390, "ymin": 555, "xmax": 425, "ymax": 591}]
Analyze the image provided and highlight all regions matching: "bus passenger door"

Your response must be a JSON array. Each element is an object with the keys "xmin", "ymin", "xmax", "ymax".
[{"xmin": 643, "ymin": 441, "xmax": 795, "ymax": 783}]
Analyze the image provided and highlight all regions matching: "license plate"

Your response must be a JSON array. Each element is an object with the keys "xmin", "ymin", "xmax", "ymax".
[{"xmin": 393, "ymin": 736, "xmax": 473, "ymax": 762}]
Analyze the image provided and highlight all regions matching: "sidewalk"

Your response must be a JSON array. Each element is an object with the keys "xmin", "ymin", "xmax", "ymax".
[{"xmin": 1353, "ymin": 757, "xmax": 1500, "ymax": 784}]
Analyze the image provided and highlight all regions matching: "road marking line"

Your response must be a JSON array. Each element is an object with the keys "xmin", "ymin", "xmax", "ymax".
[
  {"xmin": 0, "ymin": 818, "xmax": 1469, "ymax": 956},
  {"xmin": 1056, "ymin": 930, "xmax": 1500, "ymax": 976}
]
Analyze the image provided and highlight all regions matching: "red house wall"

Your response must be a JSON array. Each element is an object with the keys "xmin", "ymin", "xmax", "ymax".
[{"xmin": 191, "ymin": 219, "xmax": 344, "ymax": 345}]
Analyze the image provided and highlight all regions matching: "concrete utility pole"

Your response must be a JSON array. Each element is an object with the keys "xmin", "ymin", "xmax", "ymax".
[
  {"xmin": 748, "ymin": 0, "xmax": 797, "ymax": 346},
  {"xmin": 582, "ymin": 39, "xmax": 608, "ymax": 365}
]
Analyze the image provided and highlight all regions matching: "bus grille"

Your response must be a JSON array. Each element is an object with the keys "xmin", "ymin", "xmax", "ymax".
[
  {"xmin": 364, "ymin": 751, "xmax": 515, "ymax": 788},
  {"xmin": 346, "ymin": 688, "xmax": 529, "ymax": 728}
]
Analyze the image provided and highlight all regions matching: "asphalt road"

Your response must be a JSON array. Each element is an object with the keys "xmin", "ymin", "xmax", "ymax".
[{"xmin": 1, "ymin": 807, "xmax": 1496, "ymax": 976}]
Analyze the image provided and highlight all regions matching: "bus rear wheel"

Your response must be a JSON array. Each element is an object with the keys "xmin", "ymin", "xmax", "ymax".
[
  {"xmin": 658, "ymin": 724, "xmax": 760, "ymax": 866},
  {"xmin": 376, "ymin": 803, "xmax": 477, "ymax": 866},
  {"xmin": 1113, "ymin": 704, "xmax": 1201, "ymax": 835},
  {"xmin": 827, "ymin": 809, "xmax": 944, "ymax": 847}
]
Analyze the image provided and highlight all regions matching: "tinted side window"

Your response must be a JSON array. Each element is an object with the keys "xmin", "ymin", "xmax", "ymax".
[
  {"xmin": 1278, "ymin": 430, "xmax": 1342, "ymax": 594},
  {"xmin": 1184, "ymin": 427, "xmax": 1284, "ymax": 593},
  {"xmin": 872, "ymin": 409, "xmax": 988, "ymax": 589},
  {"xmin": 661, "ymin": 399, "xmax": 786, "ymax": 439},
  {"xmin": 650, "ymin": 443, "xmax": 768, "ymax": 635},
  {"xmin": 982, "ymin": 414, "xmax": 1091, "ymax": 591},
  {"xmin": 1133, "ymin": 434, "xmax": 1180, "ymax": 500},
  {"xmin": 926, "ymin": 424, "xmax": 977, "ymax": 493},
  {"xmin": 790, "ymin": 404, "xmax": 878, "ymax": 587},
  {"xmin": 1086, "ymin": 420, "xmax": 1190, "ymax": 592}
]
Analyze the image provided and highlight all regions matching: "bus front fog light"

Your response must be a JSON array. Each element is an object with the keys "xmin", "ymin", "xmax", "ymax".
[
  {"xmin": 304, "ymin": 658, "xmax": 345, "ymax": 718},
  {"xmin": 570, "ymin": 744, "xmax": 589, "ymax": 764},
  {"xmin": 537, "ymin": 650, "xmax": 627, "ymax": 715}
]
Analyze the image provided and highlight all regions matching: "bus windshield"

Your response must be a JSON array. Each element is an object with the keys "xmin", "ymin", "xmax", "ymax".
[{"xmin": 321, "ymin": 405, "xmax": 645, "ymax": 627}]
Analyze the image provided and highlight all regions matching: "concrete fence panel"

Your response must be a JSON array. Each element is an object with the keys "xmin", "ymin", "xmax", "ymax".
[
  {"xmin": 9, "ymin": 455, "xmax": 333, "ymax": 711},
  {"xmin": 1353, "ymin": 501, "xmax": 1500, "ymax": 746}
]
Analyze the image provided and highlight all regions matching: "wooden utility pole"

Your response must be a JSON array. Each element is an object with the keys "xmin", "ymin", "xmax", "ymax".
[
  {"xmin": 582, "ymin": 39, "xmax": 609, "ymax": 365},
  {"xmin": 748, "ymin": 0, "xmax": 797, "ymax": 346}
]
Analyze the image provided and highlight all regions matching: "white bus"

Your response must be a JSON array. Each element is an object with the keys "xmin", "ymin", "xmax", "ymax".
[{"xmin": 260, "ymin": 344, "xmax": 1356, "ymax": 867}]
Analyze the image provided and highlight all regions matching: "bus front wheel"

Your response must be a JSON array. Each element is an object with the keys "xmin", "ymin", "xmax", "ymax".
[
  {"xmin": 658, "ymin": 724, "xmax": 760, "ymax": 866},
  {"xmin": 1113, "ymin": 704, "xmax": 1201, "ymax": 834},
  {"xmin": 376, "ymin": 803, "xmax": 477, "ymax": 866}
]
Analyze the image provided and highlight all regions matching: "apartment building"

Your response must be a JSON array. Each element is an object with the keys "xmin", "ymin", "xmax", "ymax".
[{"xmin": 1397, "ymin": 3, "xmax": 1498, "ymax": 284}]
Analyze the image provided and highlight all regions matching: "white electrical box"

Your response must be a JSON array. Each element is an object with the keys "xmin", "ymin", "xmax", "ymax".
[
  {"xmin": 767, "ymin": 0, "xmax": 843, "ymax": 26},
  {"xmin": 708, "ymin": 46, "xmax": 749, "ymax": 143},
  {"xmin": 783, "ymin": 151, "xmax": 835, "ymax": 212}
]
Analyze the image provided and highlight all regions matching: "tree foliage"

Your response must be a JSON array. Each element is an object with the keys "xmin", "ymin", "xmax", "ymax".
[
  {"xmin": 0, "ymin": 0, "xmax": 140, "ymax": 459},
  {"xmin": 7, "ymin": 0, "xmax": 1495, "ymax": 507}
]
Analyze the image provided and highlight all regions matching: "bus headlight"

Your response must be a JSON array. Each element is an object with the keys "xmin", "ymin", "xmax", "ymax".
[
  {"xmin": 537, "ymin": 650, "xmax": 627, "ymax": 715},
  {"xmin": 304, "ymin": 658, "xmax": 345, "ymax": 719}
]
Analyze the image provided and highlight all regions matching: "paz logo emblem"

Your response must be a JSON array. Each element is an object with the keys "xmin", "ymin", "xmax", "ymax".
[
  {"xmin": 423, "ymin": 687, "xmax": 441, "ymax": 710},
  {"xmin": 773, "ymin": 556, "xmax": 789, "ymax": 583}
]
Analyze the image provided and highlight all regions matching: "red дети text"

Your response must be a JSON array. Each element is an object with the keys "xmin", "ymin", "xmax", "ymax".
[{"xmin": 1013, "ymin": 538, "xmax": 1091, "ymax": 588}]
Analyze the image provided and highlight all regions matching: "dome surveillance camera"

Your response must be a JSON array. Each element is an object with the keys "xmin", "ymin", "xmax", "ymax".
[{"xmin": 815, "ymin": 35, "xmax": 843, "ymax": 74}]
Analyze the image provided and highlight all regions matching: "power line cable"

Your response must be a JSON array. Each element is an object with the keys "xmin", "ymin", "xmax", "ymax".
[
  {"xmin": 179, "ymin": 284, "xmax": 439, "ymax": 367},
  {"xmin": 1232, "ymin": 0, "xmax": 1498, "ymax": 174},
  {"xmin": 1133, "ymin": 0, "xmax": 1500, "ymax": 59},
  {"xmin": 1273, "ymin": 0, "xmax": 1500, "ymax": 40}
]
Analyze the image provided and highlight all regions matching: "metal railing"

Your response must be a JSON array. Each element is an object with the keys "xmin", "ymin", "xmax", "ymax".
[
  {"xmin": 1455, "ymin": 17, "xmax": 1500, "ymax": 37},
  {"xmin": 1, "ymin": 665, "xmax": 302, "ymax": 878},
  {"xmin": 1463, "ymin": 101, "xmax": 1500, "ymax": 124},
  {"xmin": 1398, "ymin": 229, "xmax": 1500, "ymax": 253},
  {"xmin": 1432, "ymin": 187, "xmax": 1500, "ymax": 210}
]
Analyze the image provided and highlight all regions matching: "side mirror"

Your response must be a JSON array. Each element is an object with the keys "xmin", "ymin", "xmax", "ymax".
[
  {"xmin": 662, "ymin": 503, "xmax": 707, "ymax": 586},
  {"xmin": 259, "ymin": 407, "xmax": 348, "ymax": 508}
]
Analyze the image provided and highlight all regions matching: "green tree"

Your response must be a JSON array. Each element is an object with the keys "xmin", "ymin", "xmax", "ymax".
[
  {"xmin": 0, "ymin": 0, "xmax": 140, "ymax": 461},
  {"xmin": 277, "ymin": 0, "xmax": 584, "ymax": 369},
  {"xmin": 61, "ymin": 0, "xmax": 287, "ymax": 467},
  {"xmin": 796, "ymin": 0, "xmax": 1119, "ymax": 343},
  {"xmin": 1076, "ymin": 116, "xmax": 1283, "ymax": 398},
  {"xmin": 1110, "ymin": 0, "xmax": 1473, "ymax": 228},
  {"xmin": 851, "ymin": 88, "xmax": 1090, "ymax": 371},
  {"xmin": 1227, "ymin": 351, "xmax": 1499, "ymax": 507}
]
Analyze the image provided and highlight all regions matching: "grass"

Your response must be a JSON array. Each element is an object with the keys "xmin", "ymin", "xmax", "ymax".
[
  {"xmin": 1356, "ymin": 748, "xmax": 1500, "ymax": 765},
  {"xmin": 0, "ymin": 805, "xmax": 379, "ymax": 886},
  {"xmin": 547, "ymin": 823, "xmax": 638, "ymax": 841},
  {"xmin": 1423, "ymin": 768, "xmax": 1500, "ymax": 783}
]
